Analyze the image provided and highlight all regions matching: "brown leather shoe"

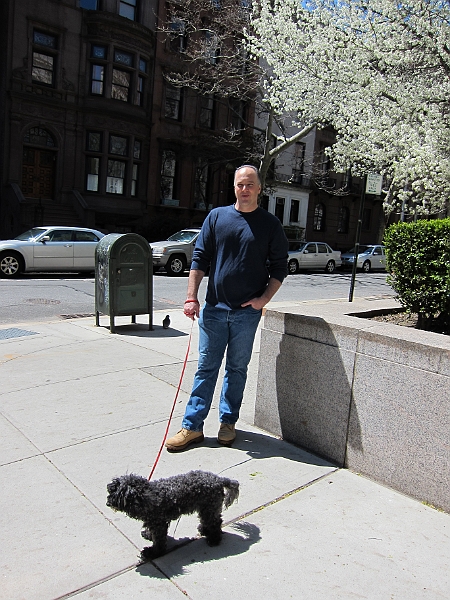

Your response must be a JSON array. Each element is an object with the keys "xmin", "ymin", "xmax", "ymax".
[
  {"xmin": 218, "ymin": 423, "xmax": 236, "ymax": 446},
  {"xmin": 165, "ymin": 428, "xmax": 204, "ymax": 452}
]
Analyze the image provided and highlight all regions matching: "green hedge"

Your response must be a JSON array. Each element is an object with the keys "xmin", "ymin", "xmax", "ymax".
[{"xmin": 383, "ymin": 218, "xmax": 450, "ymax": 329}]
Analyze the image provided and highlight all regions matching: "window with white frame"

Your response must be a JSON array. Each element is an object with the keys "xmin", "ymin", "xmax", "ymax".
[
  {"xmin": 85, "ymin": 131, "xmax": 142, "ymax": 196},
  {"xmin": 89, "ymin": 44, "xmax": 148, "ymax": 105}
]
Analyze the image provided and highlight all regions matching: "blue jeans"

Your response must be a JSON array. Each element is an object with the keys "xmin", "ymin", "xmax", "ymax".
[{"xmin": 182, "ymin": 303, "xmax": 262, "ymax": 432}]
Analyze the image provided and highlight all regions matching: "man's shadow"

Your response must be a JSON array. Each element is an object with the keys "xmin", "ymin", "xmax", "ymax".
[{"xmin": 197, "ymin": 428, "xmax": 335, "ymax": 468}]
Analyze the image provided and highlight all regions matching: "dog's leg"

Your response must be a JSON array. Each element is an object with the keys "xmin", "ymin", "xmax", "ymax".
[
  {"xmin": 140, "ymin": 521, "xmax": 169, "ymax": 560},
  {"xmin": 198, "ymin": 502, "xmax": 223, "ymax": 546}
]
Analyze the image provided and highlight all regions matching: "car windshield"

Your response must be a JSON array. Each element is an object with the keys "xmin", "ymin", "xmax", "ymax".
[
  {"xmin": 289, "ymin": 242, "xmax": 307, "ymax": 252},
  {"xmin": 346, "ymin": 245, "xmax": 372, "ymax": 254},
  {"xmin": 167, "ymin": 230, "xmax": 199, "ymax": 243},
  {"xmin": 15, "ymin": 228, "xmax": 47, "ymax": 241}
]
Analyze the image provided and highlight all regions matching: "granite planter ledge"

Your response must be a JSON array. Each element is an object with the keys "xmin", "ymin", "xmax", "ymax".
[{"xmin": 255, "ymin": 298, "xmax": 450, "ymax": 512}]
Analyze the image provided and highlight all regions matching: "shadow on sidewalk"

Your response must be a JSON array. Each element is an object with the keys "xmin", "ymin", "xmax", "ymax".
[
  {"xmin": 96, "ymin": 323, "xmax": 189, "ymax": 338},
  {"xmin": 136, "ymin": 522, "xmax": 261, "ymax": 577},
  {"xmin": 178, "ymin": 429, "xmax": 336, "ymax": 468}
]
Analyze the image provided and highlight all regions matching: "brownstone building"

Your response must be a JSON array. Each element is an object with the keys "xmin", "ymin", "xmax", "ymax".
[
  {"xmin": 0, "ymin": 0, "xmax": 255, "ymax": 242},
  {"xmin": 146, "ymin": 0, "xmax": 255, "ymax": 241}
]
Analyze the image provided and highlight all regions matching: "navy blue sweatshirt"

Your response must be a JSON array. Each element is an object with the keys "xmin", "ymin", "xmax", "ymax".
[{"xmin": 191, "ymin": 204, "xmax": 288, "ymax": 310}]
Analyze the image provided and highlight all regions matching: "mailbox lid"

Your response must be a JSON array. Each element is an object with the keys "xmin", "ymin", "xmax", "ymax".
[
  {"xmin": 109, "ymin": 233, "xmax": 151, "ymax": 261},
  {"xmin": 96, "ymin": 233, "xmax": 125, "ymax": 260}
]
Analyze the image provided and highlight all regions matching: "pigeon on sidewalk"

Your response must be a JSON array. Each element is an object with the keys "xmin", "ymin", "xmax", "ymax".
[{"xmin": 162, "ymin": 315, "xmax": 170, "ymax": 329}]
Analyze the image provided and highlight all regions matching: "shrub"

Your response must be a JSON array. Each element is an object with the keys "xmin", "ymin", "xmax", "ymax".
[{"xmin": 383, "ymin": 218, "xmax": 450, "ymax": 331}]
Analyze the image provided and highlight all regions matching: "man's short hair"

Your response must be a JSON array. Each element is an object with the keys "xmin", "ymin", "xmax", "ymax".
[{"xmin": 234, "ymin": 164, "xmax": 261, "ymax": 185}]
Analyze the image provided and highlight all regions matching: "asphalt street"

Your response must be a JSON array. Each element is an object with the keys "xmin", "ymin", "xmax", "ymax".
[{"xmin": 0, "ymin": 270, "xmax": 393, "ymax": 325}]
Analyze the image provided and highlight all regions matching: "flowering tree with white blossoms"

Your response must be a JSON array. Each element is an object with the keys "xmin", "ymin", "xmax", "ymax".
[{"xmin": 248, "ymin": 0, "xmax": 450, "ymax": 219}]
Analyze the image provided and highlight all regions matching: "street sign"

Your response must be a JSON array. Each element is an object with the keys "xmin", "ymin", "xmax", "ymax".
[{"xmin": 366, "ymin": 173, "xmax": 383, "ymax": 195}]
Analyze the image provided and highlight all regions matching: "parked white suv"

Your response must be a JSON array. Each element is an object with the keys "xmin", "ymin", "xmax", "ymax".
[{"xmin": 150, "ymin": 228, "xmax": 201, "ymax": 275}]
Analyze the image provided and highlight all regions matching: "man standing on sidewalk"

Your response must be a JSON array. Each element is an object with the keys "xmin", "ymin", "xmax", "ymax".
[{"xmin": 165, "ymin": 165, "xmax": 289, "ymax": 451}]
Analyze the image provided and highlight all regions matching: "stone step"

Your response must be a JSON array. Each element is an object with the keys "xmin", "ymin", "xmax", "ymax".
[{"xmin": 29, "ymin": 202, "xmax": 82, "ymax": 227}]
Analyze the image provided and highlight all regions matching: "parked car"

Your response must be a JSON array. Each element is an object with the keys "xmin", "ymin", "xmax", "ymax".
[
  {"xmin": 288, "ymin": 242, "xmax": 342, "ymax": 274},
  {"xmin": 150, "ymin": 228, "xmax": 201, "ymax": 275},
  {"xmin": 0, "ymin": 226, "xmax": 105, "ymax": 278},
  {"xmin": 341, "ymin": 244, "xmax": 386, "ymax": 272}
]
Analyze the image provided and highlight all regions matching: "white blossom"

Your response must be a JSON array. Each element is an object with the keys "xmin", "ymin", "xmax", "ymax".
[{"xmin": 248, "ymin": 0, "xmax": 450, "ymax": 216}]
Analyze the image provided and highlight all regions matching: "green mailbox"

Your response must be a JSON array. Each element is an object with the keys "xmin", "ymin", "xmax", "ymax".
[{"xmin": 95, "ymin": 233, "xmax": 153, "ymax": 333}]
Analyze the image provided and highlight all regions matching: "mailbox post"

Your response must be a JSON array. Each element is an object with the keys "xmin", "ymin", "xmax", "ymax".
[{"xmin": 95, "ymin": 233, "xmax": 153, "ymax": 333}]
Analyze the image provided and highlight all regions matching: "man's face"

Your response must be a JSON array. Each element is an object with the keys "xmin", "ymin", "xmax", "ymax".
[{"xmin": 234, "ymin": 167, "xmax": 261, "ymax": 213}]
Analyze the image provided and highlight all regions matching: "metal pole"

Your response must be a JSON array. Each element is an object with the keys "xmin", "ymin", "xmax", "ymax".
[{"xmin": 349, "ymin": 174, "xmax": 367, "ymax": 302}]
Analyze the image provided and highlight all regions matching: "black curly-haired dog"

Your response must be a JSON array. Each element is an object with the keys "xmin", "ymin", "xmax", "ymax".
[{"xmin": 106, "ymin": 470, "xmax": 239, "ymax": 560}]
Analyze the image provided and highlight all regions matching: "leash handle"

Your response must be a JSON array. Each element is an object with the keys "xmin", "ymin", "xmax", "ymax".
[{"xmin": 148, "ymin": 319, "xmax": 194, "ymax": 480}]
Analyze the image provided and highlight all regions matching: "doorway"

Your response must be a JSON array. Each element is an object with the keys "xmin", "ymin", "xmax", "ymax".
[{"xmin": 21, "ymin": 147, "xmax": 55, "ymax": 199}]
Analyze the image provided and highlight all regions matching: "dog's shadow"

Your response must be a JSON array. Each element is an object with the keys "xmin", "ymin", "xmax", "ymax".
[{"xmin": 136, "ymin": 521, "xmax": 261, "ymax": 577}]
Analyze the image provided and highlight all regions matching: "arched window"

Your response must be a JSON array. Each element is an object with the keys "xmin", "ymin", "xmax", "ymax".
[
  {"xmin": 313, "ymin": 203, "xmax": 325, "ymax": 231},
  {"xmin": 23, "ymin": 127, "xmax": 55, "ymax": 147},
  {"xmin": 337, "ymin": 206, "xmax": 349, "ymax": 233}
]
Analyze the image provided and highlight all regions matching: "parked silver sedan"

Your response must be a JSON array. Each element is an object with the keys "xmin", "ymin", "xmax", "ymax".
[
  {"xmin": 341, "ymin": 245, "xmax": 386, "ymax": 272},
  {"xmin": 288, "ymin": 242, "xmax": 342, "ymax": 274},
  {"xmin": 0, "ymin": 226, "xmax": 105, "ymax": 278}
]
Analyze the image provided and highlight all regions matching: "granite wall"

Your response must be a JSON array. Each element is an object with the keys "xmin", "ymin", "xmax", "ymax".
[{"xmin": 255, "ymin": 302, "xmax": 450, "ymax": 512}]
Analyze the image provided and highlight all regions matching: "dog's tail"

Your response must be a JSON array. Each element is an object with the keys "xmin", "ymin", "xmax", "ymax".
[{"xmin": 222, "ymin": 478, "xmax": 239, "ymax": 509}]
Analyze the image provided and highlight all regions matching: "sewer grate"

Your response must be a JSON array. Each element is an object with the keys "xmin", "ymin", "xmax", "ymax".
[
  {"xmin": 24, "ymin": 298, "xmax": 61, "ymax": 305},
  {"xmin": 0, "ymin": 328, "xmax": 39, "ymax": 340},
  {"xmin": 59, "ymin": 313, "xmax": 96, "ymax": 320}
]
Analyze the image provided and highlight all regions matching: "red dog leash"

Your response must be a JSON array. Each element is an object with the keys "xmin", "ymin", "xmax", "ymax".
[{"xmin": 148, "ymin": 318, "xmax": 194, "ymax": 480}]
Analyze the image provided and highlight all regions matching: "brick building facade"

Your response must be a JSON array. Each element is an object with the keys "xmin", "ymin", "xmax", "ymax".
[{"xmin": 0, "ymin": 0, "xmax": 254, "ymax": 242}]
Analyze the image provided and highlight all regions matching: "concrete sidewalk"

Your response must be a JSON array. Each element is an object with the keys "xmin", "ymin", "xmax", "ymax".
[{"xmin": 1, "ymin": 306, "xmax": 449, "ymax": 599}]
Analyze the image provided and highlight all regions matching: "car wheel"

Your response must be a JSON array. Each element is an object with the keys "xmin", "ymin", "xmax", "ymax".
[
  {"xmin": 325, "ymin": 260, "xmax": 336, "ymax": 274},
  {"xmin": 0, "ymin": 252, "xmax": 24, "ymax": 278},
  {"xmin": 362, "ymin": 260, "xmax": 371, "ymax": 273},
  {"xmin": 288, "ymin": 259, "xmax": 299, "ymax": 274},
  {"xmin": 165, "ymin": 255, "xmax": 187, "ymax": 276}
]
